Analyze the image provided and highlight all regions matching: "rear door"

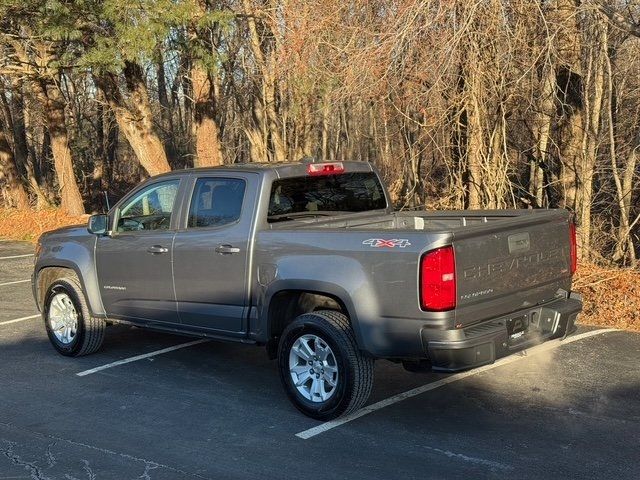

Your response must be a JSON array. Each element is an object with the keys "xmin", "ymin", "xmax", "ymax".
[
  {"xmin": 452, "ymin": 211, "xmax": 573, "ymax": 323},
  {"xmin": 96, "ymin": 177, "xmax": 185, "ymax": 324},
  {"xmin": 172, "ymin": 172, "xmax": 258, "ymax": 335}
]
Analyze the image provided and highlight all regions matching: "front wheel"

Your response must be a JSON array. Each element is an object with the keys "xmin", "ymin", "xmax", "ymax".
[
  {"xmin": 44, "ymin": 277, "xmax": 105, "ymax": 357},
  {"xmin": 277, "ymin": 310, "xmax": 374, "ymax": 420}
]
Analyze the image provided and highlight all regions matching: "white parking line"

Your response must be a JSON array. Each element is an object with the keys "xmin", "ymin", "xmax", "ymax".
[
  {"xmin": 0, "ymin": 279, "xmax": 30, "ymax": 287},
  {"xmin": 0, "ymin": 254, "xmax": 34, "ymax": 260},
  {"xmin": 0, "ymin": 314, "xmax": 40, "ymax": 326},
  {"xmin": 76, "ymin": 339, "xmax": 210, "ymax": 377},
  {"xmin": 295, "ymin": 328, "xmax": 619, "ymax": 440}
]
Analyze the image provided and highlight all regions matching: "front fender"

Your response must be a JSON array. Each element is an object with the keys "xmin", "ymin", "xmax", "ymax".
[{"xmin": 34, "ymin": 234, "xmax": 105, "ymax": 317}]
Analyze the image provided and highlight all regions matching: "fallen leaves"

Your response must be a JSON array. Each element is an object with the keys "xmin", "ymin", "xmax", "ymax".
[
  {"xmin": 574, "ymin": 263, "xmax": 640, "ymax": 332},
  {"xmin": 0, "ymin": 208, "xmax": 88, "ymax": 242}
]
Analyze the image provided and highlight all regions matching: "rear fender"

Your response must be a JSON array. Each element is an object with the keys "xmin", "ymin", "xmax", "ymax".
[{"xmin": 255, "ymin": 255, "xmax": 379, "ymax": 351}]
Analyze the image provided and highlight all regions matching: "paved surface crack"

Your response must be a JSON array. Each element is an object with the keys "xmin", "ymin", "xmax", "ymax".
[
  {"xmin": 423, "ymin": 446, "xmax": 513, "ymax": 471},
  {"xmin": 0, "ymin": 423, "xmax": 212, "ymax": 480},
  {"xmin": 81, "ymin": 460, "xmax": 96, "ymax": 480},
  {"xmin": 0, "ymin": 440, "xmax": 52, "ymax": 480},
  {"xmin": 137, "ymin": 461, "xmax": 160, "ymax": 480},
  {"xmin": 45, "ymin": 443, "xmax": 56, "ymax": 468}
]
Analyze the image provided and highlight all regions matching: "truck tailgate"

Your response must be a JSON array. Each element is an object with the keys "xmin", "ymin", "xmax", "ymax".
[{"xmin": 452, "ymin": 210, "xmax": 573, "ymax": 325}]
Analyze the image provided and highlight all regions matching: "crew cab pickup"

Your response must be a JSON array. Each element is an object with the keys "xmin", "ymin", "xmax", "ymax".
[{"xmin": 32, "ymin": 160, "xmax": 582, "ymax": 419}]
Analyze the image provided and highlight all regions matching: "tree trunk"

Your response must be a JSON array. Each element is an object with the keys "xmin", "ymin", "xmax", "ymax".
[
  {"xmin": 191, "ymin": 63, "xmax": 224, "ymax": 167},
  {"xmin": 321, "ymin": 94, "xmax": 330, "ymax": 161},
  {"xmin": 532, "ymin": 61, "xmax": 556, "ymax": 207},
  {"xmin": 245, "ymin": 104, "xmax": 269, "ymax": 163},
  {"xmin": 96, "ymin": 63, "xmax": 171, "ymax": 177},
  {"xmin": 465, "ymin": 91, "xmax": 484, "ymax": 209},
  {"xmin": 93, "ymin": 98, "xmax": 106, "ymax": 202},
  {"xmin": 294, "ymin": 96, "xmax": 313, "ymax": 160},
  {"xmin": 243, "ymin": 0, "xmax": 286, "ymax": 162},
  {"xmin": 242, "ymin": 91, "xmax": 270, "ymax": 163},
  {"xmin": 0, "ymin": 80, "xmax": 49, "ymax": 208},
  {"xmin": 20, "ymin": 86, "xmax": 50, "ymax": 208},
  {"xmin": 0, "ymin": 129, "xmax": 29, "ymax": 209},
  {"xmin": 156, "ymin": 53, "xmax": 180, "ymax": 168},
  {"xmin": 105, "ymin": 108, "xmax": 118, "ymax": 186},
  {"xmin": 156, "ymin": 53, "xmax": 173, "ymax": 135},
  {"xmin": 551, "ymin": 0, "xmax": 583, "ymax": 214},
  {"xmin": 620, "ymin": 142, "xmax": 638, "ymax": 264},
  {"xmin": 605, "ymin": 29, "xmax": 637, "ymax": 264},
  {"xmin": 576, "ymin": 21, "xmax": 606, "ymax": 261},
  {"xmin": 487, "ymin": 116, "xmax": 509, "ymax": 209},
  {"xmin": 188, "ymin": 0, "xmax": 225, "ymax": 167},
  {"xmin": 31, "ymin": 79, "xmax": 84, "ymax": 215}
]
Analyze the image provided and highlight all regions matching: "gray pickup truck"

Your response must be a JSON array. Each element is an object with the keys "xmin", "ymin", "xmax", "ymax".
[{"xmin": 32, "ymin": 160, "xmax": 582, "ymax": 419}]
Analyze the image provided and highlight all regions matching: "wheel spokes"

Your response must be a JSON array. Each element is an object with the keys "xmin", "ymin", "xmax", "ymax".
[
  {"xmin": 295, "ymin": 370, "xmax": 312, "ymax": 387},
  {"xmin": 53, "ymin": 295, "xmax": 66, "ymax": 313},
  {"xmin": 291, "ymin": 364, "xmax": 312, "ymax": 387},
  {"xmin": 310, "ymin": 377, "xmax": 321, "ymax": 399},
  {"xmin": 291, "ymin": 364, "xmax": 309, "ymax": 375},
  {"xmin": 300, "ymin": 338, "xmax": 316, "ymax": 360},
  {"xmin": 323, "ymin": 364, "xmax": 337, "ymax": 375},
  {"xmin": 292, "ymin": 339, "xmax": 313, "ymax": 362},
  {"xmin": 48, "ymin": 293, "xmax": 78, "ymax": 345},
  {"xmin": 313, "ymin": 337, "xmax": 322, "ymax": 356},
  {"xmin": 322, "ymin": 369, "xmax": 337, "ymax": 387},
  {"xmin": 318, "ymin": 346, "xmax": 330, "ymax": 361},
  {"xmin": 320, "ymin": 380, "xmax": 330, "ymax": 401},
  {"xmin": 289, "ymin": 333, "xmax": 339, "ymax": 403}
]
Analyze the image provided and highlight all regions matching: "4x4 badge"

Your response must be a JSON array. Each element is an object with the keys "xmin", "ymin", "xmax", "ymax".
[{"xmin": 363, "ymin": 238, "xmax": 411, "ymax": 248}]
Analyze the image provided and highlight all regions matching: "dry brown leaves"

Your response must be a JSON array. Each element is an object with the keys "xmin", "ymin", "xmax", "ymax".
[
  {"xmin": 0, "ymin": 208, "xmax": 637, "ymax": 331},
  {"xmin": 573, "ymin": 263, "xmax": 640, "ymax": 332},
  {"xmin": 0, "ymin": 208, "xmax": 88, "ymax": 242}
]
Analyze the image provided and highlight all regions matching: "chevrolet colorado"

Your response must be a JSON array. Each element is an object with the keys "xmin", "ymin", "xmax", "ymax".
[{"xmin": 32, "ymin": 160, "xmax": 582, "ymax": 419}]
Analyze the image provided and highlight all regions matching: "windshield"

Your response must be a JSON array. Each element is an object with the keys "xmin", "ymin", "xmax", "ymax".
[{"xmin": 268, "ymin": 172, "xmax": 387, "ymax": 222}]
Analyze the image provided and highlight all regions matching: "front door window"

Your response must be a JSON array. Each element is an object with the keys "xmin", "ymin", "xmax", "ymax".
[{"xmin": 117, "ymin": 180, "xmax": 180, "ymax": 232}]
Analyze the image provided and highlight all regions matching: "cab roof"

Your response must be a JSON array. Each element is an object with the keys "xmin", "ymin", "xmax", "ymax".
[{"xmin": 152, "ymin": 161, "xmax": 375, "ymax": 180}]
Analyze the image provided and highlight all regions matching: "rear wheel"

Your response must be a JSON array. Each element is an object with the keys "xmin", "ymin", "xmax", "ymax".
[
  {"xmin": 44, "ymin": 277, "xmax": 105, "ymax": 357},
  {"xmin": 278, "ymin": 310, "xmax": 374, "ymax": 420}
]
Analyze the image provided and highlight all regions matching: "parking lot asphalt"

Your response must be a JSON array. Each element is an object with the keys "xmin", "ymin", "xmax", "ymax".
[{"xmin": 0, "ymin": 240, "xmax": 638, "ymax": 479}]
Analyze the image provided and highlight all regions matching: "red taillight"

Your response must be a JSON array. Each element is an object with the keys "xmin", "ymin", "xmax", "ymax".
[
  {"xmin": 420, "ymin": 246, "xmax": 456, "ymax": 311},
  {"xmin": 307, "ymin": 162, "xmax": 345, "ymax": 176},
  {"xmin": 569, "ymin": 221, "xmax": 577, "ymax": 274}
]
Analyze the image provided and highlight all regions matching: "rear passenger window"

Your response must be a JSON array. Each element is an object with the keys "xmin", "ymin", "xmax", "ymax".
[{"xmin": 188, "ymin": 178, "xmax": 246, "ymax": 228}]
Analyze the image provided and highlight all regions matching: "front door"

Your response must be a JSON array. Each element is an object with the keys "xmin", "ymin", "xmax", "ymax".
[
  {"xmin": 172, "ymin": 174, "xmax": 256, "ymax": 335},
  {"xmin": 96, "ymin": 178, "xmax": 182, "ymax": 325}
]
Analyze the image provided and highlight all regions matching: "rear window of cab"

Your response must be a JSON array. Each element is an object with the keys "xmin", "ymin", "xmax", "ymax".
[{"xmin": 268, "ymin": 172, "xmax": 387, "ymax": 221}]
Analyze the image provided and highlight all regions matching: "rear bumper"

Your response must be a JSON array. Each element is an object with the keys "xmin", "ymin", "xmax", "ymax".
[{"xmin": 425, "ymin": 293, "xmax": 582, "ymax": 372}]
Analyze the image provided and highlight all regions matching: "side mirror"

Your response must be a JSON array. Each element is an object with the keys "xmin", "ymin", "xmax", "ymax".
[{"xmin": 88, "ymin": 214, "xmax": 109, "ymax": 235}]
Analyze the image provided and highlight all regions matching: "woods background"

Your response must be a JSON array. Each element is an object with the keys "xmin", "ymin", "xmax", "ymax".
[{"xmin": 0, "ymin": 0, "xmax": 639, "ymax": 265}]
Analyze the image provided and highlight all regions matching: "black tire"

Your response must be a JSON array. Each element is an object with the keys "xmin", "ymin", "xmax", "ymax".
[
  {"xmin": 277, "ymin": 310, "xmax": 374, "ymax": 420},
  {"xmin": 43, "ymin": 277, "xmax": 105, "ymax": 357}
]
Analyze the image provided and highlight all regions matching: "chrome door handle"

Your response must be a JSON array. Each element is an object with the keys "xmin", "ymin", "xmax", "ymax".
[
  {"xmin": 147, "ymin": 245, "xmax": 169, "ymax": 254},
  {"xmin": 215, "ymin": 244, "xmax": 240, "ymax": 254}
]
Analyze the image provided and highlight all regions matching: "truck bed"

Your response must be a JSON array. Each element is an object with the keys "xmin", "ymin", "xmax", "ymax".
[
  {"xmin": 264, "ymin": 208, "xmax": 573, "ymax": 334},
  {"xmin": 268, "ymin": 209, "xmax": 556, "ymax": 232}
]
